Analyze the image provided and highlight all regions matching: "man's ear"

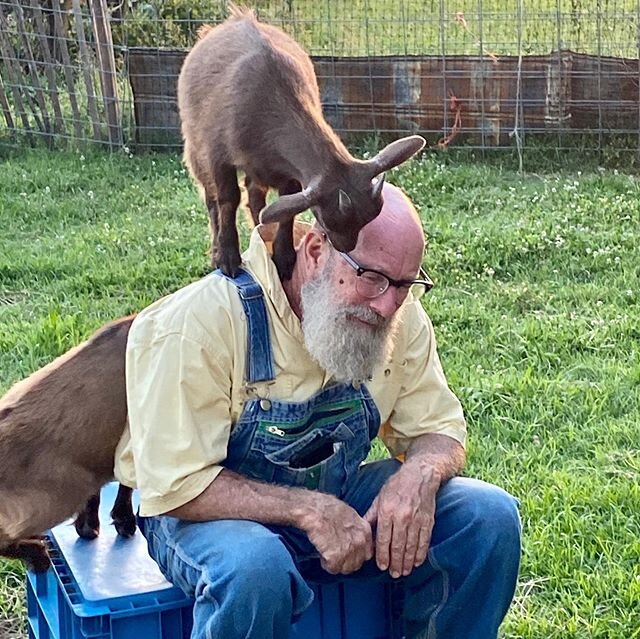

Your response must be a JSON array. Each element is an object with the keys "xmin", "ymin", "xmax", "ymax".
[{"xmin": 301, "ymin": 228, "xmax": 326, "ymax": 273}]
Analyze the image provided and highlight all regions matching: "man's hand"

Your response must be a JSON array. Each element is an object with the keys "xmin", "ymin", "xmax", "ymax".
[
  {"xmin": 364, "ymin": 463, "xmax": 438, "ymax": 578},
  {"xmin": 364, "ymin": 433, "xmax": 465, "ymax": 579},
  {"xmin": 300, "ymin": 494, "xmax": 373, "ymax": 575}
]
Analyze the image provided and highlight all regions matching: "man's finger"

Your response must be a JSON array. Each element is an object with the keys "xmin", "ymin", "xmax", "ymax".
[
  {"xmin": 414, "ymin": 524, "xmax": 432, "ymax": 567},
  {"xmin": 363, "ymin": 497, "xmax": 379, "ymax": 527},
  {"xmin": 388, "ymin": 517, "xmax": 408, "ymax": 578},
  {"xmin": 401, "ymin": 523, "xmax": 421, "ymax": 575},
  {"xmin": 363, "ymin": 520, "xmax": 375, "ymax": 562},
  {"xmin": 374, "ymin": 515, "xmax": 393, "ymax": 571},
  {"xmin": 320, "ymin": 557, "xmax": 339, "ymax": 575}
]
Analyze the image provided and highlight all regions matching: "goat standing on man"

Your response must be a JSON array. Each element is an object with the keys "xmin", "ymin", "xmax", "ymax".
[{"xmin": 178, "ymin": 5, "xmax": 425, "ymax": 279}]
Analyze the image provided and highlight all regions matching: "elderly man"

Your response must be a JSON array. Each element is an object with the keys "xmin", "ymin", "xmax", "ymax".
[{"xmin": 115, "ymin": 183, "xmax": 521, "ymax": 639}]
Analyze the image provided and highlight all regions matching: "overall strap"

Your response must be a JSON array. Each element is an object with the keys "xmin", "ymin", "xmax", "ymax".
[{"xmin": 213, "ymin": 268, "xmax": 275, "ymax": 384}]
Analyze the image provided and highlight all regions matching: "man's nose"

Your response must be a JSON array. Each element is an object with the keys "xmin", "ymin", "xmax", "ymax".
[{"xmin": 368, "ymin": 286, "xmax": 403, "ymax": 319}]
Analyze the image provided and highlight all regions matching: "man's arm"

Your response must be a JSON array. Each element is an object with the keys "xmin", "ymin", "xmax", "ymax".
[
  {"xmin": 166, "ymin": 468, "xmax": 374, "ymax": 575},
  {"xmin": 365, "ymin": 433, "xmax": 465, "ymax": 578},
  {"xmin": 404, "ymin": 430, "xmax": 465, "ymax": 482}
]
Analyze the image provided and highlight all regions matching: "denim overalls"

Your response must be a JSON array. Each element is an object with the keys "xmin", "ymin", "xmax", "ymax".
[{"xmin": 219, "ymin": 268, "xmax": 381, "ymax": 498}]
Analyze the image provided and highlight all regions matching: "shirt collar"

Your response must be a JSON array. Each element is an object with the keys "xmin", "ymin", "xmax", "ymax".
[{"xmin": 242, "ymin": 222, "xmax": 311, "ymax": 334}]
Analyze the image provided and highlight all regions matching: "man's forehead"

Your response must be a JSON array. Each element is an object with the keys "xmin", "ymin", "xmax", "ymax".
[{"xmin": 355, "ymin": 197, "xmax": 424, "ymax": 268}]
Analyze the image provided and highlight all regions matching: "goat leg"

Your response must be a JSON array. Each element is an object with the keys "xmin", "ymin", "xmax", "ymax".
[
  {"xmin": 272, "ymin": 180, "xmax": 302, "ymax": 280},
  {"xmin": 110, "ymin": 484, "xmax": 136, "ymax": 538},
  {"xmin": 213, "ymin": 165, "xmax": 242, "ymax": 276},
  {"xmin": 272, "ymin": 216, "xmax": 296, "ymax": 281},
  {"xmin": 1, "ymin": 536, "xmax": 50, "ymax": 572},
  {"xmin": 74, "ymin": 492, "xmax": 101, "ymax": 540},
  {"xmin": 244, "ymin": 175, "xmax": 268, "ymax": 226},
  {"xmin": 205, "ymin": 191, "xmax": 221, "ymax": 271}
]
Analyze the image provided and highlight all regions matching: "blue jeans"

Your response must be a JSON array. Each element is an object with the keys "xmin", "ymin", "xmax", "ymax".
[{"xmin": 139, "ymin": 460, "xmax": 521, "ymax": 639}]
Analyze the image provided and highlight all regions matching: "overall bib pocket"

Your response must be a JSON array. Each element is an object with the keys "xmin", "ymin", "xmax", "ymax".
[
  {"xmin": 251, "ymin": 422, "xmax": 355, "ymax": 493},
  {"xmin": 263, "ymin": 422, "xmax": 354, "ymax": 468}
]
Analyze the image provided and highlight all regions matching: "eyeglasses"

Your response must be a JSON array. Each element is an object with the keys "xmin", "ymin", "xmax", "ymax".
[{"xmin": 330, "ymin": 245, "xmax": 434, "ymax": 301}]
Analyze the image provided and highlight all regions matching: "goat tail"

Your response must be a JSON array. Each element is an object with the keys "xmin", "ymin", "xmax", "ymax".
[
  {"xmin": 196, "ymin": 24, "xmax": 214, "ymax": 39},
  {"xmin": 228, "ymin": 2, "xmax": 256, "ymax": 21},
  {"xmin": 196, "ymin": 4, "xmax": 255, "ymax": 40}
]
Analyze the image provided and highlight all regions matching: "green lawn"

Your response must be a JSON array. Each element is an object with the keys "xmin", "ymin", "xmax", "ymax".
[{"xmin": 0, "ymin": 147, "xmax": 638, "ymax": 638}]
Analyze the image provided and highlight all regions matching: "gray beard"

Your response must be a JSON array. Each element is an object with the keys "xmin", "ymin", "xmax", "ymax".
[{"xmin": 300, "ymin": 263, "xmax": 398, "ymax": 383}]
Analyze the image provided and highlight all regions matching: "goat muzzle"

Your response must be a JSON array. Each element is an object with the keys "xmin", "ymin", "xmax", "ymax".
[{"xmin": 326, "ymin": 228, "xmax": 359, "ymax": 253}]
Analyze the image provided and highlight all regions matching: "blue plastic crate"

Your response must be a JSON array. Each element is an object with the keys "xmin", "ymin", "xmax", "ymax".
[{"xmin": 27, "ymin": 483, "xmax": 400, "ymax": 639}]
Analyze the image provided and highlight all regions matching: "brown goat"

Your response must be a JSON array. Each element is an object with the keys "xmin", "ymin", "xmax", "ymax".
[
  {"xmin": 178, "ymin": 5, "xmax": 426, "ymax": 279},
  {"xmin": 0, "ymin": 316, "xmax": 136, "ymax": 571}
]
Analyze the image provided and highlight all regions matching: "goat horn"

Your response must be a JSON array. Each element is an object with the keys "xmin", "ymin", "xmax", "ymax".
[
  {"xmin": 259, "ymin": 185, "xmax": 320, "ymax": 224},
  {"xmin": 366, "ymin": 135, "xmax": 426, "ymax": 176},
  {"xmin": 338, "ymin": 189, "xmax": 352, "ymax": 214},
  {"xmin": 371, "ymin": 173, "xmax": 385, "ymax": 200}
]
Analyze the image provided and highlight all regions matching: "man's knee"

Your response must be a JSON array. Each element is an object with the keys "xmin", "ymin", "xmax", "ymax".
[
  {"xmin": 185, "ymin": 522, "xmax": 313, "ymax": 637},
  {"xmin": 206, "ymin": 521, "xmax": 298, "ymax": 592},
  {"xmin": 437, "ymin": 477, "xmax": 521, "ymax": 552}
]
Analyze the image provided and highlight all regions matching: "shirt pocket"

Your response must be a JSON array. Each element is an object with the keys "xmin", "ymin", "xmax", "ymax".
[{"xmin": 370, "ymin": 359, "xmax": 407, "ymax": 424}]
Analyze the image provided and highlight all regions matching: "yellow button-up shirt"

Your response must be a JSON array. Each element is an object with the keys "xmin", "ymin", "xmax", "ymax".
[{"xmin": 115, "ymin": 226, "xmax": 467, "ymax": 516}]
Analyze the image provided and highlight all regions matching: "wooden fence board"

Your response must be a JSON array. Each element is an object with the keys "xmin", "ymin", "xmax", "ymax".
[
  {"xmin": 71, "ymin": 0, "xmax": 101, "ymax": 141},
  {"xmin": 0, "ymin": 72, "xmax": 16, "ymax": 132},
  {"xmin": 127, "ymin": 48, "xmax": 631, "ymax": 147},
  {"xmin": 90, "ymin": 0, "xmax": 122, "ymax": 148},
  {"xmin": 10, "ymin": 0, "xmax": 52, "ymax": 140},
  {"xmin": 30, "ymin": 0, "xmax": 67, "ymax": 136},
  {"xmin": 52, "ymin": 0, "xmax": 83, "ymax": 140},
  {"xmin": 0, "ymin": 11, "xmax": 33, "ymax": 135}
]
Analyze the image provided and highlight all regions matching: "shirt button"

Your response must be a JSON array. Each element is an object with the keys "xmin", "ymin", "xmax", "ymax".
[
  {"xmin": 384, "ymin": 369, "xmax": 391, "ymax": 377},
  {"xmin": 260, "ymin": 399, "xmax": 272, "ymax": 411}
]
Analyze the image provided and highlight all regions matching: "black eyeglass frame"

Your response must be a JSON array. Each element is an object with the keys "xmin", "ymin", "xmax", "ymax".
[{"xmin": 323, "ymin": 232, "xmax": 434, "ymax": 299}]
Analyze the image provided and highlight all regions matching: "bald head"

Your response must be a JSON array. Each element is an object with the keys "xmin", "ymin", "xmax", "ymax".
[{"xmin": 353, "ymin": 182, "xmax": 424, "ymax": 259}]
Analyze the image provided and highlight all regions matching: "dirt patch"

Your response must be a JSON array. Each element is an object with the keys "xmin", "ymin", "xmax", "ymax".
[{"xmin": 0, "ymin": 616, "xmax": 26, "ymax": 639}]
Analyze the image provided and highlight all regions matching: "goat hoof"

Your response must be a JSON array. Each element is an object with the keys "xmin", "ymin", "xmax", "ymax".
[
  {"xmin": 113, "ymin": 515, "xmax": 137, "ymax": 538},
  {"xmin": 3, "ymin": 538, "xmax": 51, "ymax": 572},
  {"xmin": 215, "ymin": 250, "xmax": 243, "ymax": 277},
  {"xmin": 28, "ymin": 546, "xmax": 52, "ymax": 573},
  {"xmin": 74, "ymin": 513, "xmax": 100, "ymax": 540}
]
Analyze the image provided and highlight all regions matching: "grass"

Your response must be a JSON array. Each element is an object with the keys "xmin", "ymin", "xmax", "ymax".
[
  {"xmin": 0, "ymin": 147, "xmax": 639, "ymax": 638},
  {"xmin": 114, "ymin": 0, "xmax": 640, "ymax": 57}
]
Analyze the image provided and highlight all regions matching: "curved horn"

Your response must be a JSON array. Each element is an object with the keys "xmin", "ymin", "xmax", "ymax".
[
  {"xmin": 371, "ymin": 173, "xmax": 385, "ymax": 200},
  {"xmin": 259, "ymin": 184, "xmax": 321, "ymax": 224},
  {"xmin": 338, "ymin": 189, "xmax": 352, "ymax": 214},
  {"xmin": 366, "ymin": 135, "xmax": 426, "ymax": 176}
]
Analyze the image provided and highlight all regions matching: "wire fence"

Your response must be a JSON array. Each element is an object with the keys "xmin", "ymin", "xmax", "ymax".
[{"xmin": 1, "ymin": 0, "xmax": 640, "ymax": 159}]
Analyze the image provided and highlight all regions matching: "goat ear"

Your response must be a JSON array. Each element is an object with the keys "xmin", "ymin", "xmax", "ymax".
[
  {"xmin": 260, "ymin": 189, "xmax": 318, "ymax": 224},
  {"xmin": 366, "ymin": 135, "xmax": 426, "ymax": 175}
]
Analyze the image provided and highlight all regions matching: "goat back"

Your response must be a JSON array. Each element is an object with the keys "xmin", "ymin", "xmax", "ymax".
[{"xmin": 178, "ymin": 8, "xmax": 338, "ymax": 185}]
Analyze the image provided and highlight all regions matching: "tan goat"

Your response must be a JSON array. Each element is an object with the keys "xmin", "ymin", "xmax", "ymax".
[{"xmin": 0, "ymin": 316, "xmax": 136, "ymax": 571}]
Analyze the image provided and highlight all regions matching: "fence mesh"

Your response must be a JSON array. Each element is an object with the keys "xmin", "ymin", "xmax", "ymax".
[{"xmin": 1, "ymin": 1, "xmax": 640, "ymax": 158}]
